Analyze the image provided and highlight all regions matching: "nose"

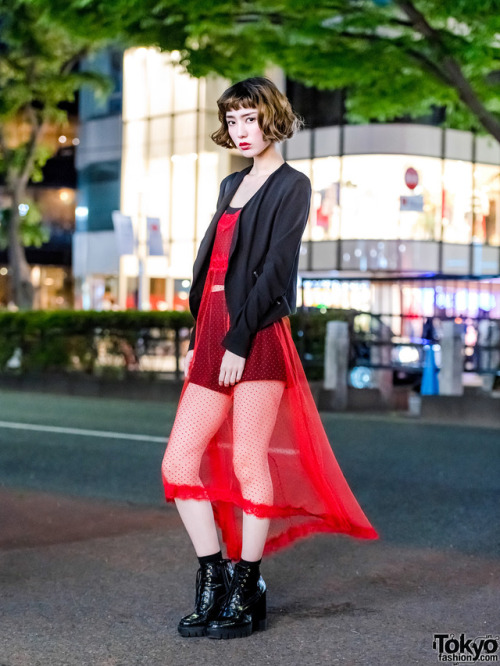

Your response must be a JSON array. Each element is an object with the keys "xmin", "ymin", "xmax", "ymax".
[{"xmin": 237, "ymin": 121, "xmax": 247, "ymax": 138}]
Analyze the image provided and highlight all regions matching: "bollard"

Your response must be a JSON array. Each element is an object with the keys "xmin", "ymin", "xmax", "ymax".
[
  {"xmin": 324, "ymin": 320, "xmax": 349, "ymax": 410},
  {"xmin": 478, "ymin": 320, "xmax": 500, "ymax": 393},
  {"xmin": 408, "ymin": 392, "xmax": 422, "ymax": 417},
  {"xmin": 439, "ymin": 321, "xmax": 464, "ymax": 396},
  {"xmin": 371, "ymin": 318, "xmax": 393, "ymax": 406}
]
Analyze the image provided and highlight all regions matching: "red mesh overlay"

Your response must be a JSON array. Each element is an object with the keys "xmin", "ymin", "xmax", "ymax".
[
  {"xmin": 162, "ymin": 209, "xmax": 378, "ymax": 560},
  {"xmin": 188, "ymin": 209, "xmax": 288, "ymax": 392}
]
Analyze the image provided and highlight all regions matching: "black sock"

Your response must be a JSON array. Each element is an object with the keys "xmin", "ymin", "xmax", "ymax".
[
  {"xmin": 238, "ymin": 557, "xmax": 262, "ymax": 572},
  {"xmin": 197, "ymin": 550, "xmax": 223, "ymax": 566}
]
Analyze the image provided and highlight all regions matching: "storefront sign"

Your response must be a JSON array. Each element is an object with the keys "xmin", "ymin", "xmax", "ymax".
[
  {"xmin": 400, "ymin": 194, "xmax": 424, "ymax": 212},
  {"xmin": 147, "ymin": 217, "xmax": 164, "ymax": 256},
  {"xmin": 111, "ymin": 211, "xmax": 135, "ymax": 255}
]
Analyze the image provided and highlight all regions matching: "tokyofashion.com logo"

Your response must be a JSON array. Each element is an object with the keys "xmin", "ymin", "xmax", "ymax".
[{"xmin": 432, "ymin": 633, "xmax": 499, "ymax": 663}]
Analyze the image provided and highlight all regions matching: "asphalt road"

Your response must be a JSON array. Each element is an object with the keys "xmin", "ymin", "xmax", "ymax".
[{"xmin": 0, "ymin": 388, "xmax": 498, "ymax": 666}]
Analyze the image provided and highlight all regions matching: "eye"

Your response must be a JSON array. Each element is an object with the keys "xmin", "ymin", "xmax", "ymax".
[
  {"xmin": 227, "ymin": 119, "xmax": 235, "ymax": 126},
  {"xmin": 247, "ymin": 117, "xmax": 257, "ymax": 123}
]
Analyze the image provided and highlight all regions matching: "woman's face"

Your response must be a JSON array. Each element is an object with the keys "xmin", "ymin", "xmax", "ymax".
[{"xmin": 226, "ymin": 106, "xmax": 271, "ymax": 157}]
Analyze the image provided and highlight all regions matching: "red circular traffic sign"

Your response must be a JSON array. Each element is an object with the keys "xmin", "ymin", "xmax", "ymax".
[{"xmin": 405, "ymin": 167, "xmax": 419, "ymax": 190}]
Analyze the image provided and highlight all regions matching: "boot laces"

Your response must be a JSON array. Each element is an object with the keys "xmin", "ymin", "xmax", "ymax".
[
  {"xmin": 196, "ymin": 563, "xmax": 220, "ymax": 609},
  {"xmin": 227, "ymin": 566, "xmax": 253, "ymax": 610}
]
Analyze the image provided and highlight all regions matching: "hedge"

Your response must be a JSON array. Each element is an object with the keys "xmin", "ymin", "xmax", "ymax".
[{"xmin": 0, "ymin": 308, "xmax": 350, "ymax": 379}]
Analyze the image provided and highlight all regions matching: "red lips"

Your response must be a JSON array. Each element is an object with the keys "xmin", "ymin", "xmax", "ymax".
[{"xmin": 239, "ymin": 143, "xmax": 251, "ymax": 150}]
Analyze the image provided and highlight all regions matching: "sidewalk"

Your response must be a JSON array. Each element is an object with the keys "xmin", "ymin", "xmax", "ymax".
[{"xmin": 1, "ymin": 487, "xmax": 498, "ymax": 666}]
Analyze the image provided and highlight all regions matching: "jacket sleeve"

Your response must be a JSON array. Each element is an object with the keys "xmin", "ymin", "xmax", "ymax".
[
  {"xmin": 222, "ymin": 175, "xmax": 311, "ymax": 358},
  {"xmin": 187, "ymin": 174, "xmax": 234, "ymax": 353},
  {"xmin": 188, "ymin": 322, "xmax": 197, "ymax": 351}
]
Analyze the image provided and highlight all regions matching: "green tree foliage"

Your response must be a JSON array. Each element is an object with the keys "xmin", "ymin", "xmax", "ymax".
[
  {"xmin": 44, "ymin": 0, "xmax": 500, "ymax": 139},
  {"xmin": 0, "ymin": 0, "xmax": 113, "ymax": 308},
  {"xmin": 0, "ymin": 196, "xmax": 49, "ymax": 250}
]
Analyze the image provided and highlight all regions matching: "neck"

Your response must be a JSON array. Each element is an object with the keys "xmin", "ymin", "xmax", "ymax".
[{"xmin": 250, "ymin": 143, "xmax": 284, "ymax": 176}]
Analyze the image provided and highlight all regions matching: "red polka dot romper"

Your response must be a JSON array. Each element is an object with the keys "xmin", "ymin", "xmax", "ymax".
[{"xmin": 188, "ymin": 206, "xmax": 288, "ymax": 394}]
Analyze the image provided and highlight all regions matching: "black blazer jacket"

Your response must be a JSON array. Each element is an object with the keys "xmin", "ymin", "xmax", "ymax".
[{"xmin": 188, "ymin": 161, "xmax": 312, "ymax": 358}]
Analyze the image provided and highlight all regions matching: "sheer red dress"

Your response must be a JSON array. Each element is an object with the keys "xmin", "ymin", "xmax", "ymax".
[{"xmin": 162, "ymin": 207, "xmax": 378, "ymax": 560}]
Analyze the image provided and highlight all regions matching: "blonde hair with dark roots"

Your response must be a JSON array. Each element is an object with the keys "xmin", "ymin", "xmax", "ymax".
[{"xmin": 211, "ymin": 77, "xmax": 304, "ymax": 149}]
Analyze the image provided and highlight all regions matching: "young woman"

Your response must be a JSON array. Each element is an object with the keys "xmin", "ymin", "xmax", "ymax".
[{"xmin": 161, "ymin": 77, "xmax": 378, "ymax": 640}]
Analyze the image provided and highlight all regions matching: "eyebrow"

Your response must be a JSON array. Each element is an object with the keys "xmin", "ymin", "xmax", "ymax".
[{"xmin": 226, "ymin": 110, "xmax": 258, "ymax": 118}]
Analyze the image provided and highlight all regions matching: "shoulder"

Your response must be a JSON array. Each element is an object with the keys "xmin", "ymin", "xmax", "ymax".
[
  {"xmin": 271, "ymin": 163, "xmax": 311, "ymax": 203},
  {"xmin": 277, "ymin": 162, "xmax": 311, "ymax": 191},
  {"xmin": 220, "ymin": 165, "xmax": 251, "ymax": 189}
]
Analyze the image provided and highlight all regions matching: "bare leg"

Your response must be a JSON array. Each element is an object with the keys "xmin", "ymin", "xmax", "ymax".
[
  {"xmin": 162, "ymin": 382, "xmax": 232, "ymax": 557},
  {"xmin": 232, "ymin": 380, "xmax": 285, "ymax": 561},
  {"xmin": 174, "ymin": 498, "xmax": 221, "ymax": 557}
]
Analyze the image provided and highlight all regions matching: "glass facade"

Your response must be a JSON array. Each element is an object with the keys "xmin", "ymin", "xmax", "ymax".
[
  {"xmin": 80, "ymin": 48, "xmax": 123, "ymax": 121},
  {"xmin": 78, "ymin": 161, "xmax": 121, "ymax": 232},
  {"xmin": 291, "ymin": 154, "xmax": 500, "ymax": 248},
  {"xmin": 300, "ymin": 277, "xmax": 500, "ymax": 343},
  {"xmin": 473, "ymin": 163, "xmax": 500, "ymax": 245},
  {"xmin": 120, "ymin": 47, "xmax": 228, "ymax": 293}
]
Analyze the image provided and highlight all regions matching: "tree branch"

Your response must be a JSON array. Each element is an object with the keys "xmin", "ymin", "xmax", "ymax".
[
  {"xmin": 394, "ymin": 1, "xmax": 441, "ymax": 41},
  {"xmin": 17, "ymin": 106, "xmax": 45, "ymax": 194},
  {"xmin": 405, "ymin": 48, "xmax": 453, "ymax": 87},
  {"xmin": 60, "ymin": 46, "xmax": 90, "ymax": 76},
  {"xmin": 395, "ymin": 0, "xmax": 500, "ymax": 141},
  {"xmin": 0, "ymin": 126, "xmax": 6, "ymax": 157}
]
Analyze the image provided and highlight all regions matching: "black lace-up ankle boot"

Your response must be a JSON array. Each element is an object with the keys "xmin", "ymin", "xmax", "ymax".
[
  {"xmin": 205, "ymin": 560, "xmax": 267, "ymax": 639},
  {"xmin": 177, "ymin": 559, "xmax": 234, "ymax": 637}
]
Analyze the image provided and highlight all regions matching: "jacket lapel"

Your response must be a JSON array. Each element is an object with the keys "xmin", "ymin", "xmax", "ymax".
[
  {"xmin": 191, "ymin": 167, "xmax": 250, "ymax": 292},
  {"xmin": 189, "ymin": 166, "xmax": 251, "ymax": 317}
]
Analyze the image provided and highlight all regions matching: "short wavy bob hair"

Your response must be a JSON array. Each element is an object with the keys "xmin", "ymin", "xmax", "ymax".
[{"xmin": 211, "ymin": 77, "xmax": 304, "ymax": 149}]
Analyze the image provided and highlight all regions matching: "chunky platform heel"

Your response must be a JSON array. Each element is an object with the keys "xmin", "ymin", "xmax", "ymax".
[
  {"xmin": 177, "ymin": 559, "xmax": 233, "ymax": 637},
  {"xmin": 251, "ymin": 592, "xmax": 267, "ymax": 632},
  {"xmin": 205, "ymin": 562, "xmax": 267, "ymax": 639}
]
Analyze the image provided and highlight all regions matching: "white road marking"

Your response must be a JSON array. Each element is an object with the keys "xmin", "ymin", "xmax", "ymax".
[
  {"xmin": 0, "ymin": 421, "xmax": 296, "ymax": 453},
  {"xmin": 0, "ymin": 420, "xmax": 167, "ymax": 443}
]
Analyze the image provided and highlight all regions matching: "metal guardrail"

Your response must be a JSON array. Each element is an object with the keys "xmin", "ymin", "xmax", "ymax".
[
  {"xmin": 1, "ymin": 326, "xmax": 192, "ymax": 381},
  {"xmin": 349, "ymin": 312, "xmax": 500, "ymax": 377},
  {"xmin": 292, "ymin": 310, "xmax": 500, "ymax": 383}
]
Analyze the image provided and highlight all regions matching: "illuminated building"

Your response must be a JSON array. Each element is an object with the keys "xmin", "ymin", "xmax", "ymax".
[{"xmin": 74, "ymin": 47, "xmax": 500, "ymax": 328}]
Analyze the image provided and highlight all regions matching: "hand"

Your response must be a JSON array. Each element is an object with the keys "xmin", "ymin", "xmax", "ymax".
[
  {"xmin": 184, "ymin": 349, "xmax": 194, "ymax": 379},
  {"xmin": 219, "ymin": 349, "xmax": 246, "ymax": 387}
]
